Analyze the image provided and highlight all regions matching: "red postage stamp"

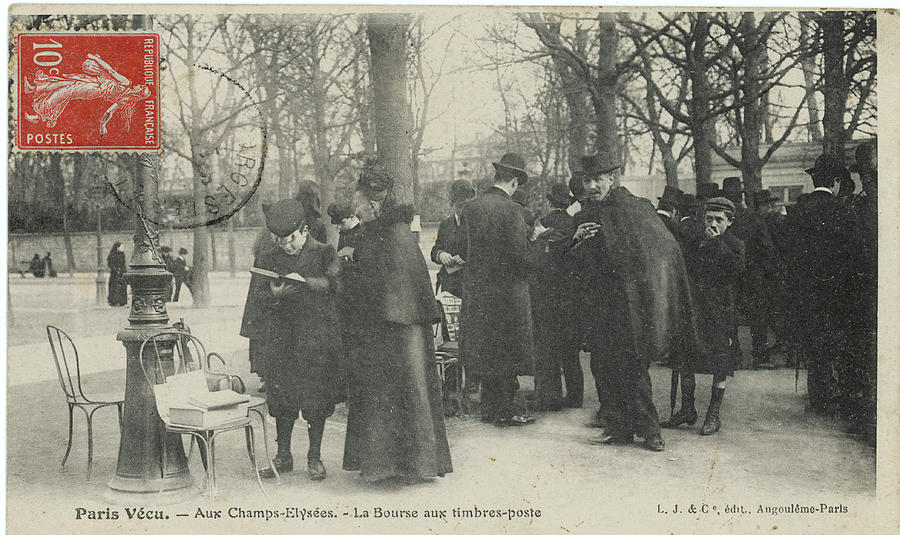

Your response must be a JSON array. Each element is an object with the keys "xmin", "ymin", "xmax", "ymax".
[{"xmin": 15, "ymin": 32, "xmax": 160, "ymax": 151}]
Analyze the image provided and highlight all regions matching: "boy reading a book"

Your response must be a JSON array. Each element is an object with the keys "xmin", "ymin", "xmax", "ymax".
[{"xmin": 239, "ymin": 198, "xmax": 344, "ymax": 481}]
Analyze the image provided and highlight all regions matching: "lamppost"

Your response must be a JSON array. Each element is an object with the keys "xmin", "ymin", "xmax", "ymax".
[{"xmin": 105, "ymin": 151, "xmax": 195, "ymax": 498}]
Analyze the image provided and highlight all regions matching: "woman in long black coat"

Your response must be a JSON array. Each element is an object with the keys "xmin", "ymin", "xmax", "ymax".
[
  {"xmin": 342, "ymin": 162, "xmax": 452, "ymax": 483},
  {"xmin": 107, "ymin": 242, "xmax": 128, "ymax": 306}
]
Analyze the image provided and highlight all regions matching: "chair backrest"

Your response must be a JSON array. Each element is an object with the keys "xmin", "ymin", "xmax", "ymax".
[
  {"xmin": 46, "ymin": 325, "xmax": 86, "ymax": 403},
  {"xmin": 139, "ymin": 331, "xmax": 207, "ymax": 388}
]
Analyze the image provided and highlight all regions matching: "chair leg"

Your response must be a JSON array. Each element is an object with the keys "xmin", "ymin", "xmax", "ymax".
[
  {"xmin": 251, "ymin": 407, "xmax": 279, "ymax": 483},
  {"xmin": 208, "ymin": 432, "xmax": 217, "ymax": 498},
  {"xmin": 60, "ymin": 404, "xmax": 74, "ymax": 472},
  {"xmin": 196, "ymin": 433, "xmax": 213, "ymax": 503},
  {"xmin": 85, "ymin": 407, "xmax": 98, "ymax": 482},
  {"xmin": 246, "ymin": 426, "xmax": 267, "ymax": 497}
]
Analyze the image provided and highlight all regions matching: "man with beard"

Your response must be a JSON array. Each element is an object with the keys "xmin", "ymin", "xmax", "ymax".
[{"xmin": 570, "ymin": 155, "xmax": 697, "ymax": 451}]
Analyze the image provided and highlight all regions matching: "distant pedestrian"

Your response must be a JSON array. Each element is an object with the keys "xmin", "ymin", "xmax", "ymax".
[
  {"xmin": 172, "ymin": 248, "xmax": 191, "ymax": 301},
  {"xmin": 159, "ymin": 246, "xmax": 175, "ymax": 302},
  {"xmin": 43, "ymin": 252, "xmax": 57, "ymax": 277},
  {"xmin": 107, "ymin": 242, "xmax": 128, "ymax": 306},
  {"xmin": 28, "ymin": 254, "xmax": 44, "ymax": 278}
]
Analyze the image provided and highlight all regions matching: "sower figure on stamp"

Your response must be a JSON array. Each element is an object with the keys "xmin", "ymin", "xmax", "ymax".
[
  {"xmin": 240, "ymin": 198, "xmax": 344, "ymax": 481},
  {"xmin": 459, "ymin": 153, "xmax": 539, "ymax": 427},
  {"xmin": 663, "ymin": 197, "xmax": 745, "ymax": 435},
  {"xmin": 570, "ymin": 154, "xmax": 697, "ymax": 452},
  {"xmin": 342, "ymin": 162, "xmax": 452, "ymax": 483},
  {"xmin": 431, "ymin": 179, "xmax": 475, "ymax": 298}
]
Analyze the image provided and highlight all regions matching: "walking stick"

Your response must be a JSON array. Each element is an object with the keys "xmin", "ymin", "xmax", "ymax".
[{"xmin": 669, "ymin": 367, "xmax": 679, "ymax": 418}]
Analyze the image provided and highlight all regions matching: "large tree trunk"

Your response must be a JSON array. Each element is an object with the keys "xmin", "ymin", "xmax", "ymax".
[
  {"xmin": 689, "ymin": 13, "xmax": 714, "ymax": 185},
  {"xmin": 821, "ymin": 11, "xmax": 847, "ymax": 162},
  {"xmin": 739, "ymin": 13, "xmax": 765, "ymax": 197},
  {"xmin": 49, "ymin": 154, "xmax": 76, "ymax": 274},
  {"xmin": 799, "ymin": 13, "xmax": 823, "ymax": 142},
  {"xmin": 591, "ymin": 13, "xmax": 619, "ymax": 168},
  {"xmin": 190, "ymin": 141, "xmax": 210, "ymax": 307},
  {"xmin": 367, "ymin": 14, "xmax": 414, "ymax": 207}
]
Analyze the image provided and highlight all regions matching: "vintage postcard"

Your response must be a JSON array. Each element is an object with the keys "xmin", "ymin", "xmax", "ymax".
[{"xmin": 6, "ymin": 4, "xmax": 899, "ymax": 534}]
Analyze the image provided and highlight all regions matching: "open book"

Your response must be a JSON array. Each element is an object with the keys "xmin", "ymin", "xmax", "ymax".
[{"xmin": 250, "ymin": 267, "xmax": 306, "ymax": 283}]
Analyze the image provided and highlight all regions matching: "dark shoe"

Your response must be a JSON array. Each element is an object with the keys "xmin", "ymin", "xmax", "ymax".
[
  {"xmin": 494, "ymin": 415, "xmax": 535, "ymax": 427},
  {"xmin": 307, "ymin": 459, "xmax": 326, "ymax": 481},
  {"xmin": 700, "ymin": 387, "xmax": 724, "ymax": 435},
  {"xmin": 259, "ymin": 454, "xmax": 292, "ymax": 479},
  {"xmin": 660, "ymin": 406, "xmax": 698, "ymax": 428},
  {"xmin": 643, "ymin": 435, "xmax": 665, "ymax": 451},
  {"xmin": 587, "ymin": 432, "xmax": 633, "ymax": 445}
]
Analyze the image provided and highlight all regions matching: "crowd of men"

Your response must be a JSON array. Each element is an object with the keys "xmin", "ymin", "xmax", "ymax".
[{"xmin": 430, "ymin": 141, "xmax": 878, "ymax": 450}]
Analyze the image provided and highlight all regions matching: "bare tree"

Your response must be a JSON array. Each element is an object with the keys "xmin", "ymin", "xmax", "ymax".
[{"xmin": 367, "ymin": 14, "xmax": 415, "ymax": 206}]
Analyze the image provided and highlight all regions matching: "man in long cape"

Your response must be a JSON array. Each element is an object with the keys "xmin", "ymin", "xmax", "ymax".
[{"xmin": 569, "ymin": 155, "xmax": 699, "ymax": 452}]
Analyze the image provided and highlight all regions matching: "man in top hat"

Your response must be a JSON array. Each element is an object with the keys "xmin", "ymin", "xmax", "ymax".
[
  {"xmin": 530, "ymin": 182, "xmax": 583, "ymax": 410},
  {"xmin": 783, "ymin": 153, "xmax": 852, "ymax": 414},
  {"xmin": 695, "ymin": 182, "xmax": 721, "ymax": 202},
  {"xmin": 842, "ymin": 142, "xmax": 877, "ymax": 437},
  {"xmin": 295, "ymin": 179, "xmax": 328, "ymax": 243},
  {"xmin": 431, "ymin": 179, "xmax": 475, "ymax": 298},
  {"xmin": 657, "ymin": 185, "xmax": 683, "ymax": 236},
  {"xmin": 569, "ymin": 154, "xmax": 698, "ymax": 451},
  {"xmin": 328, "ymin": 199, "xmax": 364, "ymax": 390},
  {"xmin": 459, "ymin": 153, "xmax": 538, "ymax": 426},
  {"xmin": 172, "ymin": 247, "xmax": 192, "ymax": 302},
  {"xmin": 240, "ymin": 198, "xmax": 344, "ymax": 481},
  {"xmin": 721, "ymin": 177, "xmax": 778, "ymax": 370}
]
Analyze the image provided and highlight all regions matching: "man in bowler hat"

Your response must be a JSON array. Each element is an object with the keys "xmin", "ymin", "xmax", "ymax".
[
  {"xmin": 531, "ymin": 182, "xmax": 583, "ymax": 410},
  {"xmin": 459, "ymin": 153, "xmax": 538, "ymax": 426},
  {"xmin": 172, "ymin": 247, "xmax": 192, "ymax": 302},
  {"xmin": 569, "ymin": 154, "xmax": 697, "ymax": 451},
  {"xmin": 783, "ymin": 154, "xmax": 851, "ymax": 414},
  {"xmin": 657, "ymin": 185, "xmax": 683, "ymax": 236}
]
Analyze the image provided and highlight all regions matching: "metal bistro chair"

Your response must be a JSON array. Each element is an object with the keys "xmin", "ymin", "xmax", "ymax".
[
  {"xmin": 172, "ymin": 320, "xmax": 279, "ymax": 483},
  {"xmin": 46, "ymin": 325, "xmax": 124, "ymax": 481},
  {"xmin": 139, "ymin": 332, "xmax": 267, "ymax": 500},
  {"xmin": 434, "ymin": 296, "xmax": 466, "ymax": 415}
]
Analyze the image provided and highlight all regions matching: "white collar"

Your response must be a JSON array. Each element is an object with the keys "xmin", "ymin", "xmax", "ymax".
[
  {"xmin": 657, "ymin": 209, "xmax": 672, "ymax": 218},
  {"xmin": 494, "ymin": 182, "xmax": 516, "ymax": 197},
  {"xmin": 813, "ymin": 187, "xmax": 835, "ymax": 195}
]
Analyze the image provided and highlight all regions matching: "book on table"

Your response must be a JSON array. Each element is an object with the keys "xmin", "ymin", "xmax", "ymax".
[
  {"xmin": 168, "ymin": 390, "xmax": 251, "ymax": 428},
  {"xmin": 249, "ymin": 267, "xmax": 306, "ymax": 283}
]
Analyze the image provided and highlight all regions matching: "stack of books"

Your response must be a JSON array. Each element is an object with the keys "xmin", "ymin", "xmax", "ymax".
[{"xmin": 168, "ymin": 389, "xmax": 251, "ymax": 428}]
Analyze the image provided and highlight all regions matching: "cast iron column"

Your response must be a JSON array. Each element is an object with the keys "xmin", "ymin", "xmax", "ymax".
[{"xmin": 106, "ymin": 152, "xmax": 195, "ymax": 498}]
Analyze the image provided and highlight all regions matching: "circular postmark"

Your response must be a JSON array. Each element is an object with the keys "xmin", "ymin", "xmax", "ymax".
[{"xmin": 106, "ymin": 63, "xmax": 267, "ymax": 229}]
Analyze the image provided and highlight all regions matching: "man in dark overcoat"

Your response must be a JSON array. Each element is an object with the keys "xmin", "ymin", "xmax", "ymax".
[
  {"xmin": 570, "ymin": 155, "xmax": 698, "ymax": 452},
  {"xmin": 656, "ymin": 185, "xmax": 683, "ymax": 237},
  {"xmin": 459, "ymin": 153, "xmax": 538, "ymax": 426},
  {"xmin": 783, "ymin": 154, "xmax": 851, "ymax": 414},
  {"xmin": 431, "ymin": 179, "xmax": 475, "ymax": 298},
  {"xmin": 722, "ymin": 177, "xmax": 778, "ymax": 369},
  {"xmin": 172, "ymin": 248, "xmax": 191, "ymax": 301},
  {"xmin": 531, "ymin": 183, "xmax": 582, "ymax": 410}
]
